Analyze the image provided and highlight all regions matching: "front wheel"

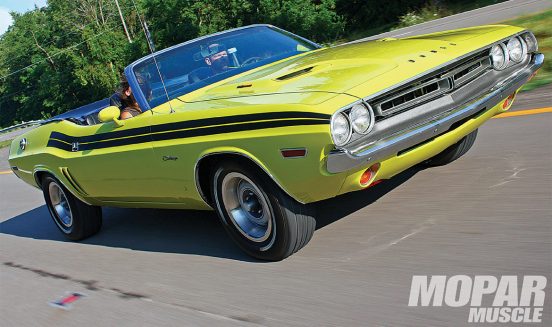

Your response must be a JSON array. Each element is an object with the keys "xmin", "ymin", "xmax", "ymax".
[
  {"xmin": 211, "ymin": 162, "xmax": 316, "ymax": 261},
  {"xmin": 424, "ymin": 129, "xmax": 478, "ymax": 167},
  {"xmin": 42, "ymin": 175, "xmax": 102, "ymax": 241}
]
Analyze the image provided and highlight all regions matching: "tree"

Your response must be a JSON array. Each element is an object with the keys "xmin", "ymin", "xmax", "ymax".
[
  {"xmin": 0, "ymin": 0, "xmax": 147, "ymax": 127},
  {"xmin": 0, "ymin": 0, "xmax": 345, "ymax": 127}
]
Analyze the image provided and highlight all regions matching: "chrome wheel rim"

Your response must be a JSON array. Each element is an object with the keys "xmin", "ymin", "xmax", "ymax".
[
  {"xmin": 48, "ymin": 182, "xmax": 73, "ymax": 230},
  {"xmin": 221, "ymin": 172, "xmax": 273, "ymax": 242}
]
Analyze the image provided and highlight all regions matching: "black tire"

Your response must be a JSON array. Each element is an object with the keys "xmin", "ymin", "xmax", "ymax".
[
  {"xmin": 425, "ymin": 129, "xmax": 478, "ymax": 167},
  {"xmin": 211, "ymin": 161, "xmax": 316, "ymax": 261},
  {"xmin": 41, "ymin": 175, "xmax": 102, "ymax": 241}
]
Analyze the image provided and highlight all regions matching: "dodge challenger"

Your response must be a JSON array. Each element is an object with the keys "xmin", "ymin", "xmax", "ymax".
[{"xmin": 8, "ymin": 24, "xmax": 543, "ymax": 260}]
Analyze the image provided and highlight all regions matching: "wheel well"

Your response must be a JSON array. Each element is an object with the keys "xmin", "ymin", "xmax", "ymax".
[
  {"xmin": 196, "ymin": 153, "xmax": 272, "ymax": 206},
  {"xmin": 34, "ymin": 171, "xmax": 50, "ymax": 189}
]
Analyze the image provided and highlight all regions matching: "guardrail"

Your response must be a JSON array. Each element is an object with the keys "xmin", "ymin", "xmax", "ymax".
[{"xmin": 0, "ymin": 120, "xmax": 43, "ymax": 135}]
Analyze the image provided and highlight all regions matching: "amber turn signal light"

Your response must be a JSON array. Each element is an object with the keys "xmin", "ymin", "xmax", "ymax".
[
  {"xmin": 360, "ymin": 163, "xmax": 380, "ymax": 186},
  {"xmin": 502, "ymin": 93, "xmax": 516, "ymax": 109}
]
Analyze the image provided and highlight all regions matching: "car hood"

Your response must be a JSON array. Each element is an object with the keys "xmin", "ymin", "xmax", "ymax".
[{"xmin": 176, "ymin": 25, "xmax": 522, "ymax": 105}]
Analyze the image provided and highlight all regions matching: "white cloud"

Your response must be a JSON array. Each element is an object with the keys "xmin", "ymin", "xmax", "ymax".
[{"xmin": 0, "ymin": 7, "xmax": 13, "ymax": 35}]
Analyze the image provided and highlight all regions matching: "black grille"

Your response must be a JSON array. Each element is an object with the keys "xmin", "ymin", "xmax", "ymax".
[
  {"xmin": 380, "ymin": 81, "xmax": 440, "ymax": 111},
  {"xmin": 369, "ymin": 49, "xmax": 491, "ymax": 119}
]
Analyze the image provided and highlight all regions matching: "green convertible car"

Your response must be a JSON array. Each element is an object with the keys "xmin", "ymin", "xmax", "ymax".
[{"xmin": 8, "ymin": 24, "xmax": 543, "ymax": 260}]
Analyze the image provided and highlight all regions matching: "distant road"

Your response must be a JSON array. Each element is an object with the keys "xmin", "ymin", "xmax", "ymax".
[{"xmin": 354, "ymin": 0, "xmax": 552, "ymax": 42}]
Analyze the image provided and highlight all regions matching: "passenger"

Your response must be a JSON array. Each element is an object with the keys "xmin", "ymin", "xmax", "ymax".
[{"xmin": 109, "ymin": 76, "xmax": 142, "ymax": 120}]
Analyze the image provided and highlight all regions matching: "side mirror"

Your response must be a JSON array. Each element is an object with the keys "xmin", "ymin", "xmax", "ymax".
[{"xmin": 98, "ymin": 106, "xmax": 124, "ymax": 127}]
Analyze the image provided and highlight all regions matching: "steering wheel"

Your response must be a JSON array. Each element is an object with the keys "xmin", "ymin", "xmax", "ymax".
[{"xmin": 241, "ymin": 56, "xmax": 263, "ymax": 67}]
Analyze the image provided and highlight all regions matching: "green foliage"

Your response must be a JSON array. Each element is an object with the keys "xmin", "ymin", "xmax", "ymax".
[
  {"xmin": 143, "ymin": 0, "xmax": 344, "ymax": 47},
  {"xmin": 0, "ymin": 0, "xmax": 146, "ymax": 127},
  {"xmin": 256, "ymin": 0, "xmax": 344, "ymax": 42},
  {"xmin": 336, "ymin": 0, "xmax": 427, "ymax": 35},
  {"xmin": 0, "ymin": 139, "xmax": 12, "ymax": 149},
  {"xmin": 501, "ymin": 10, "xmax": 552, "ymax": 91},
  {"xmin": 0, "ymin": 0, "xmax": 541, "ymax": 127},
  {"xmin": 395, "ymin": 2, "xmax": 451, "ymax": 29},
  {"xmin": 0, "ymin": 0, "xmax": 345, "ymax": 127}
]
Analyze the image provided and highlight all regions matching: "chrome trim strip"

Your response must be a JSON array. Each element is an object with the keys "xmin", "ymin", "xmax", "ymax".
[
  {"xmin": 16, "ymin": 168, "xmax": 33, "ymax": 174},
  {"xmin": 326, "ymin": 53, "xmax": 543, "ymax": 173}
]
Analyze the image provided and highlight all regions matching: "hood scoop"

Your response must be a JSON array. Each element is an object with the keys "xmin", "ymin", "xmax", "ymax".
[{"xmin": 275, "ymin": 66, "xmax": 315, "ymax": 81}]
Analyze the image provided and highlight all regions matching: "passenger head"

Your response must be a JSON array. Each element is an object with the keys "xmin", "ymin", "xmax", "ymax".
[
  {"xmin": 118, "ymin": 76, "xmax": 132, "ymax": 99},
  {"xmin": 118, "ymin": 75, "xmax": 139, "ymax": 109},
  {"xmin": 204, "ymin": 43, "xmax": 229, "ymax": 73}
]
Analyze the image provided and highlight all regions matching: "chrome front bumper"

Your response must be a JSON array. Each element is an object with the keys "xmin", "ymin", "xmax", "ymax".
[{"xmin": 326, "ymin": 53, "xmax": 544, "ymax": 174}]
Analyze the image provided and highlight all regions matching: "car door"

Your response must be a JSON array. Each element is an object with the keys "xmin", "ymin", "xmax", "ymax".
[
  {"xmin": 145, "ymin": 108, "xmax": 206, "ymax": 207},
  {"xmin": 49, "ymin": 111, "xmax": 158, "ymax": 203}
]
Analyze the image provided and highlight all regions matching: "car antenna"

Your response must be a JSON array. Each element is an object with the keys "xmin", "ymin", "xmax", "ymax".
[{"xmin": 131, "ymin": 0, "xmax": 175, "ymax": 113}]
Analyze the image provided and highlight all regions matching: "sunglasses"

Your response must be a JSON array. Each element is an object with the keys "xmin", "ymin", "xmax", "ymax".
[{"xmin": 201, "ymin": 43, "xmax": 227, "ymax": 57}]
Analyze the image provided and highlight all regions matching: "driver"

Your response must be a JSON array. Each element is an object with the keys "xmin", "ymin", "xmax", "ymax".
[
  {"xmin": 189, "ymin": 43, "xmax": 232, "ymax": 83},
  {"xmin": 203, "ymin": 43, "xmax": 229, "ymax": 75}
]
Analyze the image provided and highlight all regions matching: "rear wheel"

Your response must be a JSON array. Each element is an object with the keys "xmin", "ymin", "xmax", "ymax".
[
  {"xmin": 211, "ymin": 161, "xmax": 316, "ymax": 261},
  {"xmin": 41, "ymin": 175, "xmax": 102, "ymax": 241},
  {"xmin": 425, "ymin": 129, "xmax": 478, "ymax": 167}
]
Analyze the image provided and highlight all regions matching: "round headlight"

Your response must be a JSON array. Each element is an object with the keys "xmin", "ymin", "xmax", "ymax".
[
  {"xmin": 522, "ymin": 32, "xmax": 538, "ymax": 52},
  {"xmin": 349, "ymin": 103, "xmax": 374, "ymax": 134},
  {"xmin": 490, "ymin": 44, "xmax": 509, "ymax": 70},
  {"xmin": 507, "ymin": 37, "xmax": 526, "ymax": 63},
  {"xmin": 331, "ymin": 113, "xmax": 352, "ymax": 146}
]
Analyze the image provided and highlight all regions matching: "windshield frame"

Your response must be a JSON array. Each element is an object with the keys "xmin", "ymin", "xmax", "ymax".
[{"xmin": 124, "ymin": 24, "xmax": 321, "ymax": 111}]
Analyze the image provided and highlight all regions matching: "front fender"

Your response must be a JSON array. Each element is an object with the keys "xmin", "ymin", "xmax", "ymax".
[{"xmin": 194, "ymin": 127, "xmax": 349, "ymax": 205}]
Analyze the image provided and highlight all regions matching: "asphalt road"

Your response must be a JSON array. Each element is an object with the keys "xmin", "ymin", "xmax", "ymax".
[
  {"xmin": 355, "ymin": 0, "xmax": 552, "ymax": 42},
  {"xmin": 1, "ymin": 1, "xmax": 551, "ymax": 326}
]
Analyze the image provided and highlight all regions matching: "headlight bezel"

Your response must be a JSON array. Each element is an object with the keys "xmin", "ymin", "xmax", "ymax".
[
  {"xmin": 490, "ymin": 31, "xmax": 538, "ymax": 70},
  {"xmin": 349, "ymin": 103, "xmax": 375, "ymax": 135},
  {"xmin": 507, "ymin": 36, "xmax": 527, "ymax": 63},
  {"xmin": 521, "ymin": 32, "xmax": 538, "ymax": 53},
  {"xmin": 490, "ymin": 43, "xmax": 509, "ymax": 70},
  {"xmin": 331, "ymin": 101, "xmax": 376, "ymax": 147},
  {"xmin": 330, "ymin": 112, "xmax": 353, "ymax": 147}
]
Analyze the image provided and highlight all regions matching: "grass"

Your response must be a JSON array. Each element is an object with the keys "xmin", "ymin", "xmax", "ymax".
[
  {"xmin": 500, "ymin": 10, "xmax": 552, "ymax": 91},
  {"xmin": 0, "ymin": 139, "xmax": 12, "ymax": 149}
]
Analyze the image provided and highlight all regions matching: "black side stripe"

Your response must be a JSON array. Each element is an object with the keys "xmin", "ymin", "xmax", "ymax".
[
  {"xmin": 47, "ymin": 139, "xmax": 73, "ymax": 152},
  {"xmin": 50, "ymin": 111, "xmax": 331, "ymax": 144},
  {"xmin": 47, "ymin": 118, "xmax": 329, "ymax": 151}
]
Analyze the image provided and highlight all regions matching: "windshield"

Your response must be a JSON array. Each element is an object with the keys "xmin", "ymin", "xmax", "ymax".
[{"xmin": 130, "ymin": 26, "xmax": 319, "ymax": 109}]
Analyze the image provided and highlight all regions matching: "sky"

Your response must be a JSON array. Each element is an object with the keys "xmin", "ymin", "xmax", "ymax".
[{"xmin": 0, "ymin": 0, "xmax": 47, "ymax": 34}]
